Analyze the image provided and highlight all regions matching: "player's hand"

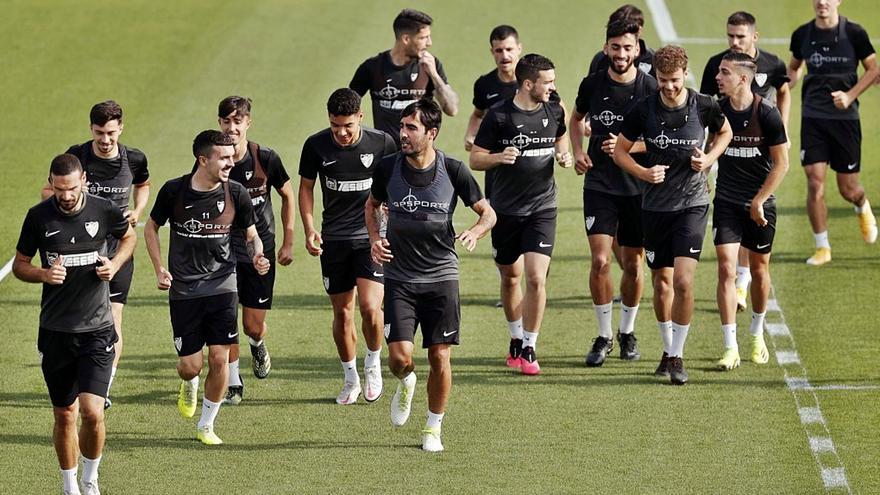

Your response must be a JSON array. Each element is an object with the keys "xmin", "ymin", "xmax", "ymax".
[
  {"xmin": 750, "ymin": 201, "xmax": 768, "ymax": 227},
  {"xmin": 575, "ymin": 151, "xmax": 593, "ymax": 175},
  {"xmin": 156, "ymin": 266, "xmax": 172, "ymax": 291},
  {"xmin": 691, "ymin": 147, "xmax": 713, "ymax": 172},
  {"xmin": 464, "ymin": 136, "xmax": 474, "ymax": 152},
  {"xmin": 95, "ymin": 255, "xmax": 117, "ymax": 281},
  {"xmin": 277, "ymin": 243, "xmax": 294, "ymax": 266},
  {"xmin": 370, "ymin": 238, "xmax": 393, "ymax": 265},
  {"xmin": 831, "ymin": 90, "xmax": 853, "ymax": 110},
  {"xmin": 124, "ymin": 209, "xmax": 140, "ymax": 228},
  {"xmin": 556, "ymin": 151, "xmax": 573, "ymax": 168},
  {"xmin": 253, "ymin": 253, "xmax": 271, "ymax": 276},
  {"xmin": 44, "ymin": 255, "xmax": 66, "ymax": 285},
  {"xmin": 641, "ymin": 165, "xmax": 669, "ymax": 184},
  {"xmin": 497, "ymin": 146, "xmax": 519, "ymax": 165},
  {"xmin": 601, "ymin": 133, "xmax": 617, "ymax": 155},
  {"xmin": 305, "ymin": 230, "xmax": 323, "ymax": 257},
  {"xmin": 418, "ymin": 51, "xmax": 439, "ymax": 77},
  {"xmin": 456, "ymin": 229, "xmax": 479, "ymax": 252}
]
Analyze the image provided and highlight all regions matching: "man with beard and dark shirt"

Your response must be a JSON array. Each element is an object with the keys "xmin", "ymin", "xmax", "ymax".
[
  {"xmin": 588, "ymin": 5, "xmax": 655, "ymax": 77},
  {"xmin": 299, "ymin": 88, "xmax": 397, "ymax": 405},
  {"xmin": 788, "ymin": 0, "xmax": 879, "ymax": 266},
  {"xmin": 41, "ymin": 100, "xmax": 150, "ymax": 410},
  {"xmin": 570, "ymin": 20, "xmax": 657, "ymax": 367},
  {"xmin": 144, "ymin": 130, "xmax": 268, "ymax": 446},
  {"xmin": 15, "ymin": 154, "xmax": 135, "ymax": 495},
  {"xmin": 713, "ymin": 52, "xmax": 790, "ymax": 371},
  {"xmin": 699, "ymin": 11, "xmax": 791, "ymax": 312},
  {"xmin": 365, "ymin": 99, "xmax": 495, "ymax": 452},
  {"xmin": 470, "ymin": 54, "xmax": 573, "ymax": 376},
  {"xmin": 350, "ymin": 8, "xmax": 459, "ymax": 146},
  {"xmin": 216, "ymin": 96, "xmax": 295, "ymax": 405},
  {"xmin": 613, "ymin": 45, "xmax": 732, "ymax": 385}
]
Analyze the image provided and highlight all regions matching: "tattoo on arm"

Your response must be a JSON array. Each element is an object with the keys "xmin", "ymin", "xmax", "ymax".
[{"xmin": 246, "ymin": 238, "xmax": 257, "ymax": 259}]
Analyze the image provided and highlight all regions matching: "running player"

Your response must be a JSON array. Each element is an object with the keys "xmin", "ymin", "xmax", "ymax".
[
  {"xmin": 41, "ymin": 100, "xmax": 150, "ymax": 409},
  {"xmin": 700, "ymin": 11, "xmax": 791, "ymax": 312},
  {"xmin": 571, "ymin": 20, "xmax": 657, "ymax": 367},
  {"xmin": 216, "ymin": 96, "xmax": 295, "ymax": 405},
  {"xmin": 614, "ymin": 45, "xmax": 732, "ymax": 385},
  {"xmin": 15, "ymin": 154, "xmax": 135, "ymax": 495},
  {"xmin": 713, "ymin": 52, "xmax": 790, "ymax": 370},
  {"xmin": 365, "ymin": 99, "xmax": 495, "ymax": 452},
  {"xmin": 470, "ymin": 54, "xmax": 572, "ymax": 375},
  {"xmin": 144, "ymin": 130, "xmax": 268, "ymax": 445},
  {"xmin": 299, "ymin": 88, "xmax": 397, "ymax": 404},
  {"xmin": 588, "ymin": 5, "xmax": 655, "ymax": 76},
  {"xmin": 350, "ymin": 8, "xmax": 459, "ymax": 146},
  {"xmin": 788, "ymin": 0, "xmax": 879, "ymax": 264}
]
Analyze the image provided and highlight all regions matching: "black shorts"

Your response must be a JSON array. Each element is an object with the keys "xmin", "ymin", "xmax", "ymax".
[
  {"xmin": 583, "ymin": 189, "xmax": 643, "ymax": 247},
  {"xmin": 320, "ymin": 239, "xmax": 384, "ymax": 295},
  {"xmin": 236, "ymin": 258, "xmax": 276, "ymax": 309},
  {"xmin": 109, "ymin": 258, "xmax": 134, "ymax": 305},
  {"xmin": 38, "ymin": 326, "xmax": 117, "ymax": 407},
  {"xmin": 169, "ymin": 292, "xmax": 239, "ymax": 357},
  {"xmin": 712, "ymin": 199, "xmax": 777, "ymax": 254},
  {"xmin": 384, "ymin": 279, "xmax": 460, "ymax": 349},
  {"xmin": 642, "ymin": 205, "xmax": 709, "ymax": 269},
  {"xmin": 492, "ymin": 208, "xmax": 557, "ymax": 266},
  {"xmin": 801, "ymin": 117, "xmax": 861, "ymax": 173}
]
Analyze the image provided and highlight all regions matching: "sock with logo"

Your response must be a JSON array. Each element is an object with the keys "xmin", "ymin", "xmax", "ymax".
[
  {"xmin": 619, "ymin": 304, "xmax": 639, "ymax": 335},
  {"xmin": 81, "ymin": 455, "xmax": 101, "ymax": 484},
  {"xmin": 670, "ymin": 322, "xmax": 690, "ymax": 358},
  {"xmin": 594, "ymin": 302, "xmax": 613, "ymax": 339},
  {"xmin": 342, "ymin": 358, "xmax": 358, "ymax": 383},
  {"xmin": 814, "ymin": 231, "xmax": 830, "ymax": 249},
  {"xmin": 721, "ymin": 324, "xmax": 737, "ymax": 350},
  {"xmin": 522, "ymin": 330, "xmax": 539, "ymax": 350},
  {"xmin": 228, "ymin": 360, "xmax": 242, "ymax": 387},
  {"xmin": 426, "ymin": 410, "xmax": 444, "ymax": 430},
  {"xmin": 749, "ymin": 312, "xmax": 766, "ymax": 337},
  {"xmin": 61, "ymin": 467, "xmax": 78, "ymax": 493},
  {"xmin": 507, "ymin": 319, "xmax": 524, "ymax": 340},
  {"xmin": 364, "ymin": 348, "xmax": 381, "ymax": 369},
  {"xmin": 658, "ymin": 321, "xmax": 673, "ymax": 355},
  {"xmin": 197, "ymin": 398, "xmax": 222, "ymax": 430}
]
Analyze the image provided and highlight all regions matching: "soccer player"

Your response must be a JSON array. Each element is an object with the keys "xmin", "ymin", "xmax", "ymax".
[
  {"xmin": 470, "ymin": 54, "xmax": 572, "ymax": 375},
  {"xmin": 570, "ymin": 20, "xmax": 658, "ymax": 367},
  {"xmin": 365, "ymin": 99, "xmax": 495, "ymax": 452},
  {"xmin": 700, "ymin": 11, "xmax": 791, "ymax": 312},
  {"xmin": 299, "ymin": 88, "xmax": 397, "ymax": 404},
  {"xmin": 144, "ymin": 130, "xmax": 268, "ymax": 445},
  {"xmin": 588, "ymin": 4, "xmax": 656, "ymax": 76},
  {"xmin": 15, "ymin": 154, "xmax": 135, "ymax": 495},
  {"xmin": 613, "ymin": 45, "xmax": 732, "ymax": 385},
  {"xmin": 216, "ymin": 96, "xmax": 295, "ymax": 405},
  {"xmin": 788, "ymin": 0, "xmax": 879, "ymax": 264},
  {"xmin": 713, "ymin": 52, "xmax": 790, "ymax": 370},
  {"xmin": 41, "ymin": 100, "xmax": 150, "ymax": 409},
  {"xmin": 350, "ymin": 8, "xmax": 459, "ymax": 146}
]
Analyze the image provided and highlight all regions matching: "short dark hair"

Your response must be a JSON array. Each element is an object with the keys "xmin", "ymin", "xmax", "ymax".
[
  {"xmin": 609, "ymin": 4, "xmax": 644, "ymax": 28},
  {"xmin": 654, "ymin": 45, "xmax": 689, "ymax": 74},
  {"xmin": 50, "ymin": 153, "xmax": 83, "ymax": 177},
  {"xmin": 727, "ymin": 11, "xmax": 756, "ymax": 27},
  {"xmin": 606, "ymin": 19, "xmax": 641, "ymax": 41},
  {"xmin": 721, "ymin": 51, "xmax": 758, "ymax": 77},
  {"xmin": 515, "ymin": 53, "xmax": 555, "ymax": 85},
  {"xmin": 490, "ymin": 25, "xmax": 518, "ymax": 44},
  {"xmin": 393, "ymin": 9, "xmax": 432, "ymax": 39},
  {"xmin": 90, "ymin": 100, "xmax": 123, "ymax": 126},
  {"xmin": 192, "ymin": 130, "xmax": 235, "ymax": 159},
  {"xmin": 401, "ymin": 98, "xmax": 442, "ymax": 133},
  {"xmin": 218, "ymin": 96, "xmax": 252, "ymax": 118},
  {"xmin": 327, "ymin": 88, "xmax": 361, "ymax": 116}
]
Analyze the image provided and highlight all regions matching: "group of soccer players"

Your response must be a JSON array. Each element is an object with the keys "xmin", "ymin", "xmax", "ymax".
[{"xmin": 11, "ymin": 1, "xmax": 880, "ymax": 492}]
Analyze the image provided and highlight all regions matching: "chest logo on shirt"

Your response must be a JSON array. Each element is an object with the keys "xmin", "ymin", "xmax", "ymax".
[
  {"xmin": 360, "ymin": 153, "xmax": 374, "ymax": 168},
  {"xmin": 87, "ymin": 182, "xmax": 129, "ymax": 195},
  {"xmin": 378, "ymin": 81, "xmax": 425, "ymax": 100},
  {"xmin": 596, "ymin": 110, "xmax": 623, "ymax": 128},
  {"xmin": 647, "ymin": 131, "xmax": 699, "ymax": 150},
  {"xmin": 393, "ymin": 188, "xmax": 450, "ymax": 213},
  {"xmin": 808, "ymin": 51, "xmax": 849, "ymax": 68},
  {"xmin": 85, "ymin": 221, "xmax": 99, "ymax": 238},
  {"xmin": 755, "ymin": 73, "xmax": 767, "ymax": 87},
  {"xmin": 245, "ymin": 171, "xmax": 253, "ymax": 181},
  {"xmin": 217, "ymin": 201, "xmax": 225, "ymax": 212}
]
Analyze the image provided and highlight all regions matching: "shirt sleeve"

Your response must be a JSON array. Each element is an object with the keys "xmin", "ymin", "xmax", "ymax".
[
  {"xmin": 620, "ymin": 103, "xmax": 646, "ymax": 142},
  {"xmin": 15, "ymin": 209, "xmax": 40, "ymax": 258},
  {"xmin": 771, "ymin": 57, "xmax": 791, "ymax": 89},
  {"xmin": 349, "ymin": 58, "xmax": 372, "ymax": 96},
  {"xmin": 472, "ymin": 77, "xmax": 485, "ymax": 110},
  {"xmin": 849, "ymin": 22, "xmax": 876, "ymax": 60},
  {"xmin": 699, "ymin": 57, "xmax": 720, "ymax": 96},
  {"xmin": 699, "ymin": 95, "xmax": 727, "ymax": 134},
  {"xmin": 382, "ymin": 132, "xmax": 398, "ymax": 156},
  {"xmin": 106, "ymin": 200, "xmax": 130, "ymax": 239},
  {"xmin": 149, "ymin": 182, "xmax": 173, "ymax": 226},
  {"xmin": 130, "ymin": 149, "xmax": 150, "ymax": 184},
  {"xmin": 370, "ymin": 159, "xmax": 391, "ymax": 202},
  {"xmin": 574, "ymin": 76, "xmax": 593, "ymax": 116},
  {"xmin": 298, "ymin": 138, "xmax": 319, "ymax": 180},
  {"xmin": 232, "ymin": 183, "xmax": 256, "ymax": 230},
  {"xmin": 790, "ymin": 26, "xmax": 805, "ymax": 60},
  {"xmin": 473, "ymin": 108, "xmax": 499, "ymax": 150},
  {"xmin": 447, "ymin": 159, "xmax": 484, "ymax": 207},
  {"xmin": 552, "ymin": 101, "xmax": 567, "ymax": 137},
  {"xmin": 762, "ymin": 105, "xmax": 788, "ymax": 147},
  {"xmin": 264, "ymin": 149, "xmax": 290, "ymax": 190}
]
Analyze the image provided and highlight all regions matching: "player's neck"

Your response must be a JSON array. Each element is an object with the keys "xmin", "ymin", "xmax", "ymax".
[
  {"xmin": 814, "ymin": 14, "xmax": 839, "ymax": 30},
  {"xmin": 233, "ymin": 140, "xmax": 249, "ymax": 162},
  {"xmin": 390, "ymin": 45, "xmax": 413, "ymax": 66},
  {"xmin": 513, "ymin": 90, "xmax": 541, "ymax": 111},
  {"xmin": 660, "ymin": 90, "xmax": 688, "ymax": 109},
  {"xmin": 728, "ymin": 88, "xmax": 754, "ymax": 111},
  {"xmin": 607, "ymin": 66, "xmax": 637, "ymax": 84},
  {"xmin": 57, "ymin": 193, "xmax": 86, "ymax": 215},
  {"xmin": 497, "ymin": 67, "xmax": 516, "ymax": 83},
  {"xmin": 191, "ymin": 169, "xmax": 222, "ymax": 192},
  {"xmin": 746, "ymin": 46, "xmax": 758, "ymax": 58},
  {"xmin": 405, "ymin": 146, "xmax": 436, "ymax": 169},
  {"xmin": 91, "ymin": 141, "xmax": 119, "ymax": 160}
]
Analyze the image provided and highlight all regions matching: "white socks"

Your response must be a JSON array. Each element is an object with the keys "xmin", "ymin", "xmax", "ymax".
[
  {"xmin": 619, "ymin": 304, "xmax": 639, "ymax": 335},
  {"xmin": 594, "ymin": 302, "xmax": 613, "ymax": 339},
  {"xmin": 721, "ymin": 324, "xmax": 737, "ymax": 350},
  {"xmin": 426, "ymin": 410, "xmax": 444, "ymax": 430},
  {"xmin": 750, "ymin": 312, "xmax": 766, "ymax": 337},
  {"xmin": 814, "ymin": 231, "xmax": 830, "ymax": 249},
  {"xmin": 81, "ymin": 455, "xmax": 101, "ymax": 484},
  {"xmin": 658, "ymin": 321, "xmax": 673, "ymax": 354},
  {"xmin": 61, "ymin": 467, "xmax": 78, "ymax": 493},
  {"xmin": 228, "ymin": 360, "xmax": 242, "ymax": 387},
  {"xmin": 342, "ymin": 358, "xmax": 358, "ymax": 383},
  {"xmin": 735, "ymin": 266, "xmax": 751, "ymax": 290},
  {"xmin": 855, "ymin": 198, "xmax": 871, "ymax": 215},
  {"xmin": 365, "ymin": 348, "xmax": 381, "ymax": 369},
  {"xmin": 197, "ymin": 398, "xmax": 221, "ymax": 430},
  {"xmin": 670, "ymin": 322, "xmax": 690, "ymax": 358},
  {"xmin": 522, "ymin": 330, "xmax": 539, "ymax": 350},
  {"xmin": 507, "ymin": 319, "xmax": 524, "ymax": 340}
]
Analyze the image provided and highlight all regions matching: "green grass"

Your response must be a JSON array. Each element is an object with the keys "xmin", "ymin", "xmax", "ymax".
[{"xmin": 1, "ymin": 1, "xmax": 878, "ymax": 493}]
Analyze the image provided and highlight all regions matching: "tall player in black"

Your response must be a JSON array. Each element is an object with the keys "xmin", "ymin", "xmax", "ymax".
[
  {"xmin": 42, "ymin": 100, "xmax": 150, "ymax": 410},
  {"xmin": 699, "ymin": 11, "xmax": 791, "ymax": 312},
  {"xmin": 471, "ymin": 54, "xmax": 572, "ymax": 376},
  {"xmin": 788, "ymin": 0, "xmax": 878, "ymax": 265},
  {"xmin": 571, "ymin": 20, "xmax": 657, "ymax": 367},
  {"xmin": 217, "ymin": 96, "xmax": 295, "ymax": 405},
  {"xmin": 350, "ymin": 8, "xmax": 459, "ymax": 146},
  {"xmin": 145, "ymin": 131, "xmax": 268, "ymax": 446},
  {"xmin": 299, "ymin": 88, "xmax": 397, "ymax": 405},
  {"xmin": 15, "ymin": 154, "xmax": 135, "ymax": 495},
  {"xmin": 712, "ymin": 52, "xmax": 790, "ymax": 371},
  {"xmin": 614, "ymin": 45, "xmax": 732, "ymax": 385}
]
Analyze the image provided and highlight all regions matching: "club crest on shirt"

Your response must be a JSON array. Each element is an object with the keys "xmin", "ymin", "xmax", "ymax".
[
  {"xmin": 639, "ymin": 62, "xmax": 652, "ymax": 74},
  {"xmin": 646, "ymin": 250, "xmax": 655, "ymax": 263},
  {"xmin": 174, "ymin": 337, "xmax": 182, "ymax": 352},
  {"xmin": 585, "ymin": 216, "xmax": 595, "ymax": 231},
  {"xmin": 216, "ymin": 200, "xmax": 225, "ymax": 212},
  {"xmin": 245, "ymin": 171, "xmax": 253, "ymax": 181},
  {"xmin": 755, "ymin": 73, "xmax": 767, "ymax": 87},
  {"xmin": 542, "ymin": 118, "xmax": 549, "ymax": 128},
  {"xmin": 410, "ymin": 72, "xmax": 418, "ymax": 81},
  {"xmin": 85, "ymin": 221, "xmax": 99, "ymax": 238},
  {"xmin": 360, "ymin": 153, "xmax": 374, "ymax": 168}
]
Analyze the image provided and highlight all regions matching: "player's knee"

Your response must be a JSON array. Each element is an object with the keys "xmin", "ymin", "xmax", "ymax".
[
  {"xmin": 388, "ymin": 354, "xmax": 412, "ymax": 375},
  {"xmin": 358, "ymin": 303, "xmax": 381, "ymax": 322},
  {"xmin": 53, "ymin": 404, "xmax": 78, "ymax": 426},
  {"xmin": 621, "ymin": 259, "xmax": 642, "ymax": 279},
  {"xmin": 79, "ymin": 404, "xmax": 104, "ymax": 427},
  {"xmin": 332, "ymin": 304, "xmax": 355, "ymax": 322},
  {"xmin": 242, "ymin": 314, "xmax": 265, "ymax": 336},
  {"xmin": 590, "ymin": 254, "xmax": 612, "ymax": 275},
  {"xmin": 500, "ymin": 273, "xmax": 520, "ymax": 289},
  {"xmin": 718, "ymin": 262, "xmax": 736, "ymax": 282},
  {"xmin": 525, "ymin": 272, "xmax": 546, "ymax": 292},
  {"xmin": 427, "ymin": 347, "xmax": 451, "ymax": 371},
  {"xmin": 807, "ymin": 177, "xmax": 825, "ymax": 196},
  {"xmin": 177, "ymin": 360, "xmax": 201, "ymax": 380},
  {"xmin": 672, "ymin": 275, "xmax": 693, "ymax": 295}
]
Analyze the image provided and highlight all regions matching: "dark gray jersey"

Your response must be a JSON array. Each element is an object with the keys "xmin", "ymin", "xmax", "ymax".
[
  {"xmin": 150, "ymin": 175, "xmax": 255, "ymax": 300},
  {"xmin": 17, "ymin": 194, "xmax": 129, "ymax": 333},
  {"xmin": 700, "ymin": 48, "xmax": 789, "ymax": 104},
  {"xmin": 474, "ymin": 98, "xmax": 566, "ymax": 215},
  {"xmin": 299, "ymin": 127, "xmax": 397, "ymax": 240}
]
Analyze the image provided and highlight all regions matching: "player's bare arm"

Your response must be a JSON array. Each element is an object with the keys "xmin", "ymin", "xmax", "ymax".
[
  {"xmin": 555, "ymin": 132, "xmax": 573, "ymax": 168},
  {"xmin": 128, "ymin": 181, "xmax": 150, "ymax": 227},
  {"xmin": 455, "ymin": 198, "xmax": 496, "ymax": 252},
  {"xmin": 832, "ymin": 54, "xmax": 879, "ymax": 109},
  {"xmin": 469, "ymin": 144, "xmax": 518, "ymax": 170},
  {"xmin": 276, "ymin": 180, "xmax": 296, "ymax": 265},
  {"xmin": 751, "ymin": 143, "xmax": 790, "ymax": 226},
  {"xmin": 464, "ymin": 108, "xmax": 485, "ymax": 151},
  {"xmin": 786, "ymin": 57, "xmax": 804, "ymax": 89},
  {"xmin": 613, "ymin": 134, "xmax": 667, "ymax": 183},
  {"xmin": 569, "ymin": 109, "xmax": 592, "ymax": 175},
  {"xmin": 365, "ymin": 193, "xmax": 392, "ymax": 264},
  {"xmin": 96, "ymin": 224, "xmax": 136, "ymax": 281},
  {"xmin": 297, "ymin": 178, "xmax": 323, "ymax": 256},
  {"xmin": 245, "ymin": 224, "xmax": 269, "ymax": 275},
  {"xmin": 420, "ymin": 52, "xmax": 459, "ymax": 116},
  {"xmin": 143, "ymin": 217, "xmax": 172, "ymax": 290}
]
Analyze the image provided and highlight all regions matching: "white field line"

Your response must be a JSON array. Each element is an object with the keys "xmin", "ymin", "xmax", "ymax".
[
  {"xmin": 645, "ymin": 0, "xmax": 696, "ymax": 85},
  {"xmin": 0, "ymin": 256, "xmax": 13, "ymax": 282}
]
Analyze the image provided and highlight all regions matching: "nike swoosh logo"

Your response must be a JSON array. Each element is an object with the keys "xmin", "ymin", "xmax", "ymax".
[
  {"xmin": 516, "ymin": 124, "xmax": 525, "ymax": 128},
  {"xmin": 487, "ymin": 93, "xmax": 499, "ymax": 99},
  {"xmin": 689, "ymin": 247, "xmax": 701, "ymax": 253},
  {"xmin": 603, "ymin": 96, "xmax": 610, "ymax": 101},
  {"xmin": 258, "ymin": 297, "xmax": 270, "ymax": 303},
  {"xmin": 109, "ymin": 292, "xmax": 123, "ymax": 298},
  {"xmin": 443, "ymin": 330, "xmax": 458, "ymax": 337},
  {"xmin": 184, "ymin": 204, "xmax": 194, "ymax": 209},
  {"xmin": 847, "ymin": 163, "xmax": 857, "ymax": 170},
  {"xmin": 105, "ymin": 345, "xmax": 114, "ymax": 353},
  {"xmin": 45, "ymin": 230, "xmax": 61, "ymax": 237},
  {"xmin": 227, "ymin": 332, "xmax": 238, "ymax": 339},
  {"xmin": 372, "ymin": 271, "xmax": 384, "ymax": 278},
  {"xmin": 322, "ymin": 160, "xmax": 337, "ymax": 167},
  {"xmin": 538, "ymin": 242, "xmax": 552, "ymax": 248},
  {"xmin": 756, "ymin": 243, "xmax": 770, "ymax": 249}
]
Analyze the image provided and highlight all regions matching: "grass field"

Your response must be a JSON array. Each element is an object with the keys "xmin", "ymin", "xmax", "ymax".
[{"xmin": 1, "ymin": 0, "xmax": 878, "ymax": 493}]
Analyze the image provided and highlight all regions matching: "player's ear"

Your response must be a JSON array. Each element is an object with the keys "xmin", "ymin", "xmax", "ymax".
[
  {"xmin": 603, "ymin": 42, "xmax": 609, "ymax": 56},
  {"xmin": 80, "ymin": 170, "xmax": 87, "ymax": 186}
]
